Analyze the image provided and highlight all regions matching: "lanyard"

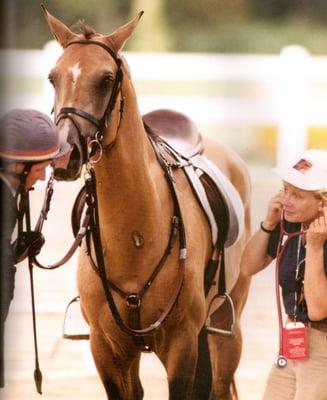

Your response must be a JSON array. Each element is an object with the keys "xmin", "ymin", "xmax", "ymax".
[
  {"xmin": 294, "ymin": 234, "xmax": 306, "ymax": 318},
  {"xmin": 274, "ymin": 218, "xmax": 306, "ymax": 368}
]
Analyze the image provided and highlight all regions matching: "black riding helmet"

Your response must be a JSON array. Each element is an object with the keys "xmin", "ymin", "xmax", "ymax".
[{"xmin": 0, "ymin": 109, "xmax": 70, "ymax": 163}]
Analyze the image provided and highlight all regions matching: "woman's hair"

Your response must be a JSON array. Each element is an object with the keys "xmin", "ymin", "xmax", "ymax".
[{"xmin": 314, "ymin": 189, "xmax": 327, "ymax": 203}]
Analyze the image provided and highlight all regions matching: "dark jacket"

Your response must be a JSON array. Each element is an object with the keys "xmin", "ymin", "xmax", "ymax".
[
  {"xmin": 268, "ymin": 220, "xmax": 327, "ymax": 324},
  {"xmin": 0, "ymin": 175, "xmax": 17, "ymax": 387}
]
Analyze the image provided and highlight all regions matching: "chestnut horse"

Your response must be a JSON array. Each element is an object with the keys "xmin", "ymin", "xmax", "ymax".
[{"xmin": 43, "ymin": 7, "xmax": 251, "ymax": 400}]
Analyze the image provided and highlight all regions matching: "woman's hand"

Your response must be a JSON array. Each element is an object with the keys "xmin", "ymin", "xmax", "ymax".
[
  {"xmin": 306, "ymin": 206, "xmax": 327, "ymax": 249},
  {"xmin": 262, "ymin": 191, "xmax": 284, "ymax": 230}
]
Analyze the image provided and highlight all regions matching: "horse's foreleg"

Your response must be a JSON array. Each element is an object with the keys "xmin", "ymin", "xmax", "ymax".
[
  {"xmin": 158, "ymin": 330, "xmax": 199, "ymax": 400},
  {"xmin": 89, "ymin": 332, "xmax": 143, "ymax": 400}
]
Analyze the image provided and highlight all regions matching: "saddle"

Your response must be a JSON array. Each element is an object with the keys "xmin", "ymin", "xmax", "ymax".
[{"xmin": 143, "ymin": 109, "xmax": 204, "ymax": 158}]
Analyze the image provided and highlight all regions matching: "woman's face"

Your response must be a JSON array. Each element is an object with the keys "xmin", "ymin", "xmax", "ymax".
[{"xmin": 282, "ymin": 182, "xmax": 323, "ymax": 225}]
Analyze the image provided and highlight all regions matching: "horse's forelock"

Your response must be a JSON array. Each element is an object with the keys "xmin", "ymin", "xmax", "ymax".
[{"xmin": 72, "ymin": 20, "xmax": 96, "ymax": 39}]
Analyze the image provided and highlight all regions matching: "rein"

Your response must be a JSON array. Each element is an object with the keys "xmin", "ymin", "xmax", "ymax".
[{"xmin": 30, "ymin": 170, "xmax": 90, "ymax": 270}]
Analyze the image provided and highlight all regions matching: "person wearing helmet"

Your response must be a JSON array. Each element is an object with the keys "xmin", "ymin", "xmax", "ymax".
[
  {"xmin": 241, "ymin": 149, "xmax": 327, "ymax": 399},
  {"xmin": 0, "ymin": 109, "xmax": 70, "ymax": 388}
]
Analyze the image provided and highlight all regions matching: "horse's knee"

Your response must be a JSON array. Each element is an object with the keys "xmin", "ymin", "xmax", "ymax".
[
  {"xmin": 89, "ymin": 334, "xmax": 144, "ymax": 400},
  {"xmin": 163, "ymin": 339, "xmax": 198, "ymax": 400},
  {"xmin": 168, "ymin": 374, "xmax": 195, "ymax": 400},
  {"xmin": 210, "ymin": 377, "xmax": 236, "ymax": 400}
]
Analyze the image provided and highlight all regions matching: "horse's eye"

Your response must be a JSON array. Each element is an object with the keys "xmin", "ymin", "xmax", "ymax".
[{"xmin": 100, "ymin": 75, "xmax": 113, "ymax": 88}]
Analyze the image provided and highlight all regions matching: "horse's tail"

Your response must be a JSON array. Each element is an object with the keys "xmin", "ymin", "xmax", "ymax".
[{"xmin": 191, "ymin": 328, "xmax": 212, "ymax": 400}]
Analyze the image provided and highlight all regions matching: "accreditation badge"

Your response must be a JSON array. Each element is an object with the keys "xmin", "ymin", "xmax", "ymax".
[{"xmin": 282, "ymin": 322, "xmax": 308, "ymax": 360}]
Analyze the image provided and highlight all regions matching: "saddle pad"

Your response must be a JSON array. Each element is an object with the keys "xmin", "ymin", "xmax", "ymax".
[{"xmin": 185, "ymin": 155, "xmax": 244, "ymax": 248}]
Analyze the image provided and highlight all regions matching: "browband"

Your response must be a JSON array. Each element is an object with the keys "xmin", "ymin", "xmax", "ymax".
[{"xmin": 65, "ymin": 40, "xmax": 121, "ymax": 66}]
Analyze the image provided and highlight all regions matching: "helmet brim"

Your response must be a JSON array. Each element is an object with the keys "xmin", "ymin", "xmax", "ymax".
[{"xmin": 52, "ymin": 141, "xmax": 71, "ymax": 160}]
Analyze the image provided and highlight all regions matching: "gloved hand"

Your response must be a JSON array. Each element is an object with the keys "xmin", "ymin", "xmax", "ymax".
[{"xmin": 13, "ymin": 231, "xmax": 45, "ymax": 263}]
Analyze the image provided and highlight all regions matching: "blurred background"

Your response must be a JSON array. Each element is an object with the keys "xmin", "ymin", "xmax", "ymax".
[
  {"xmin": 1, "ymin": 0, "xmax": 327, "ymax": 165},
  {"xmin": 0, "ymin": 1, "xmax": 326, "ymax": 399}
]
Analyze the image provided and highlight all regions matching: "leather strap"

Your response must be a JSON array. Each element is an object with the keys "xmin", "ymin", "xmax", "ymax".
[
  {"xmin": 56, "ymin": 107, "xmax": 101, "ymax": 128},
  {"xmin": 85, "ymin": 138, "xmax": 187, "ymax": 337},
  {"xmin": 65, "ymin": 40, "xmax": 120, "ymax": 66}
]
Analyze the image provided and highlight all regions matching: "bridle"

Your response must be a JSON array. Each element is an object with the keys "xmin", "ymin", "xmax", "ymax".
[{"xmin": 54, "ymin": 39, "xmax": 124, "ymax": 160}]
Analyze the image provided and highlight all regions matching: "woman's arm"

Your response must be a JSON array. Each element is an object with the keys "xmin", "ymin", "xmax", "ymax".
[
  {"xmin": 304, "ymin": 206, "xmax": 327, "ymax": 321},
  {"xmin": 241, "ymin": 191, "xmax": 284, "ymax": 276}
]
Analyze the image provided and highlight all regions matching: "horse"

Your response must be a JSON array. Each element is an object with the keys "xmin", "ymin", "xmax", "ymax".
[{"xmin": 42, "ymin": 6, "xmax": 252, "ymax": 400}]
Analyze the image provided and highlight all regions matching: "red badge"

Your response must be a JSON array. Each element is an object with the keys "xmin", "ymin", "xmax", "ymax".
[{"xmin": 282, "ymin": 322, "xmax": 308, "ymax": 360}]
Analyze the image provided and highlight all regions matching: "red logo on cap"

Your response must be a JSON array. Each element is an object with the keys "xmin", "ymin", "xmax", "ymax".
[{"xmin": 292, "ymin": 159, "xmax": 313, "ymax": 174}]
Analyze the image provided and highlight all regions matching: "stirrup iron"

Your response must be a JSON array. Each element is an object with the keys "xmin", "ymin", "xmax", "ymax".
[
  {"xmin": 62, "ymin": 296, "xmax": 90, "ymax": 340},
  {"xmin": 205, "ymin": 293, "xmax": 235, "ymax": 337}
]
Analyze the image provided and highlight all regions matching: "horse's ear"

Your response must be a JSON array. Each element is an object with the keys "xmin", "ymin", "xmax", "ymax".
[
  {"xmin": 41, "ymin": 4, "xmax": 78, "ymax": 48},
  {"xmin": 105, "ymin": 11, "xmax": 144, "ymax": 53}
]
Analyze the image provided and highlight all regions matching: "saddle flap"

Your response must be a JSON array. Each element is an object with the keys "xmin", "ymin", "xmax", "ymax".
[{"xmin": 185, "ymin": 155, "xmax": 245, "ymax": 248}]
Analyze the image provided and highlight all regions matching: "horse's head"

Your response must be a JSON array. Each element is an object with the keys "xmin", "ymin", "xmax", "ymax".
[{"xmin": 42, "ymin": 6, "xmax": 143, "ymax": 181}]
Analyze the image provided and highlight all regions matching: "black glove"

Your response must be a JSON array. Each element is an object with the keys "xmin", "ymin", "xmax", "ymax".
[{"xmin": 13, "ymin": 231, "xmax": 45, "ymax": 263}]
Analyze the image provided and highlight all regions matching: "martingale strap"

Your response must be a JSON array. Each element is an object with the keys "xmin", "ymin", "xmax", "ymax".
[{"xmin": 85, "ymin": 142, "xmax": 187, "ymax": 337}]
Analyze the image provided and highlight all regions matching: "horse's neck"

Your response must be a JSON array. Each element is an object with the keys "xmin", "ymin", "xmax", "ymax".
[{"xmin": 94, "ymin": 86, "xmax": 172, "ymax": 242}]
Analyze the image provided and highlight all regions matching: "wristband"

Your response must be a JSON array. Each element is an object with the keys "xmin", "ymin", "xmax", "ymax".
[{"xmin": 260, "ymin": 221, "xmax": 274, "ymax": 234}]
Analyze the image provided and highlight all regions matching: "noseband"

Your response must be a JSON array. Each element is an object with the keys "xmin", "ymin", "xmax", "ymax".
[{"xmin": 55, "ymin": 40, "xmax": 124, "ymax": 147}]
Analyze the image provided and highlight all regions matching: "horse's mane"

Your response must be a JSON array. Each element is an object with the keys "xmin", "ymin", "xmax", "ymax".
[
  {"xmin": 143, "ymin": 122, "xmax": 161, "ymax": 144},
  {"xmin": 72, "ymin": 20, "xmax": 96, "ymax": 39}
]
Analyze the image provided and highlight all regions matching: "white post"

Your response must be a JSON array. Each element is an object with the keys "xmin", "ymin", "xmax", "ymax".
[{"xmin": 276, "ymin": 45, "xmax": 310, "ymax": 167}]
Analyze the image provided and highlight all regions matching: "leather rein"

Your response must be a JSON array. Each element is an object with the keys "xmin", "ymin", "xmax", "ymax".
[{"xmin": 32, "ymin": 39, "xmax": 188, "ymax": 338}]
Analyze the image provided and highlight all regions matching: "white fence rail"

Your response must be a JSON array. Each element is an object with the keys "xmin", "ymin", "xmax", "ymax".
[{"xmin": 2, "ymin": 43, "xmax": 327, "ymax": 165}]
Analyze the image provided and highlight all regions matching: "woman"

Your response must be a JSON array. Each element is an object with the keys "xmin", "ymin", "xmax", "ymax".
[
  {"xmin": 241, "ymin": 149, "xmax": 327, "ymax": 400},
  {"xmin": 0, "ymin": 109, "xmax": 70, "ymax": 387}
]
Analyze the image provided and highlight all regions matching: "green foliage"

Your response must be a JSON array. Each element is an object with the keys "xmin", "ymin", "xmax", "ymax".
[
  {"xmin": 167, "ymin": 16, "xmax": 327, "ymax": 54},
  {"xmin": 2, "ymin": 0, "xmax": 133, "ymax": 48},
  {"xmin": 127, "ymin": 0, "xmax": 172, "ymax": 51},
  {"xmin": 249, "ymin": 0, "xmax": 327, "ymax": 24},
  {"xmin": 3, "ymin": 0, "xmax": 327, "ymax": 53},
  {"xmin": 164, "ymin": 0, "xmax": 247, "ymax": 26}
]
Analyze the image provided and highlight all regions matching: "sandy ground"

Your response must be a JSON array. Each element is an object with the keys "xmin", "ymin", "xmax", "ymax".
[{"xmin": 1, "ymin": 165, "xmax": 282, "ymax": 400}]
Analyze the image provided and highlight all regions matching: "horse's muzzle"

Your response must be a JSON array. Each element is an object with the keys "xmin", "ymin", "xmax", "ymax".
[{"xmin": 54, "ymin": 144, "xmax": 83, "ymax": 181}]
